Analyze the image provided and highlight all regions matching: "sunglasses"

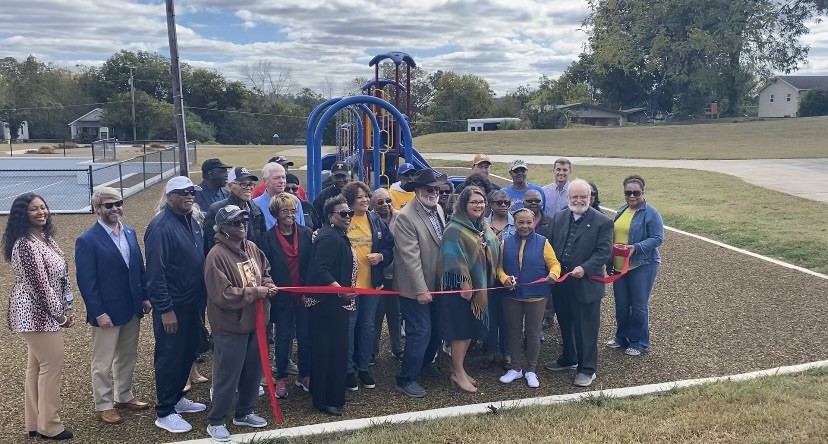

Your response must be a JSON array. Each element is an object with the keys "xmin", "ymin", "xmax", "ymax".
[
  {"xmin": 169, "ymin": 189, "xmax": 196, "ymax": 196},
  {"xmin": 229, "ymin": 219, "xmax": 248, "ymax": 227},
  {"xmin": 525, "ymin": 199, "xmax": 541, "ymax": 204},
  {"xmin": 285, "ymin": 186, "xmax": 299, "ymax": 192},
  {"xmin": 494, "ymin": 200, "xmax": 510, "ymax": 207},
  {"xmin": 439, "ymin": 190, "xmax": 452, "ymax": 195},
  {"xmin": 337, "ymin": 210, "xmax": 355, "ymax": 218},
  {"xmin": 376, "ymin": 198, "xmax": 393, "ymax": 205},
  {"xmin": 624, "ymin": 190, "xmax": 642, "ymax": 197},
  {"xmin": 423, "ymin": 186, "xmax": 439, "ymax": 194},
  {"xmin": 101, "ymin": 200, "xmax": 124, "ymax": 209}
]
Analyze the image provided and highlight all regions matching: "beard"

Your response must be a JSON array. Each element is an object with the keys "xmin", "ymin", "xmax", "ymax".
[
  {"xmin": 569, "ymin": 202, "xmax": 588, "ymax": 215},
  {"xmin": 417, "ymin": 193, "xmax": 438, "ymax": 208}
]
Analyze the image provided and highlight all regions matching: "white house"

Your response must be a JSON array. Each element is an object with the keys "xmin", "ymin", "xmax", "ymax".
[
  {"xmin": 2, "ymin": 121, "xmax": 30, "ymax": 140},
  {"xmin": 757, "ymin": 76, "xmax": 828, "ymax": 118},
  {"xmin": 467, "ymin": 117, "xmax": 521, "ymax": 132},
  {"xmin": 68, "ymin": 108, "xmax": 106, "ymax": 140}
]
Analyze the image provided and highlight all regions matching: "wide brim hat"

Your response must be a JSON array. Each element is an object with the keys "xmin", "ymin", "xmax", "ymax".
[{"xmin": 402, "ymin": 168, "xmax": 447, "ymax": 192}]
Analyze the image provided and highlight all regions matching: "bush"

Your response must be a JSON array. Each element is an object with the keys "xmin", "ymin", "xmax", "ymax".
[
  {"xmin": 521, "ymin": 105, "xmax": 569, "ymax": 129},
  {"xmin": 25, "ymin": 146, "xmax": 57, "ymax": 154},
  {"xmin": 799, "ymin": 87, "xmax": 828, "ymax": 117}
]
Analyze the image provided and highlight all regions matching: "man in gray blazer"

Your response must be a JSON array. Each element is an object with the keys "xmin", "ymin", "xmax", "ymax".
[
  {"xmin": 545, "ymin": 179, "xmax": 613, "ymax": 387},
  {"xmin": 392, "ymin": 169, "xmax": 447, "ymax": 398}
]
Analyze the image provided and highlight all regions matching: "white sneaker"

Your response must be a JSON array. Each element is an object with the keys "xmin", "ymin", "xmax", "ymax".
[
  {"xmin": 207, "ymin": 424, "xmax": 231, "ymax": 442},
  {"xmin": 624, "ymin": 347, "xmax": 642, "ymax": 356},
  {"xmin": 525, "ymin": 372, "xmax": 540, "ymax": 388},
  {"xmin": 499, "ymin": 369, "xmax": 523, "ymax": 383},
  {"xmin": 233, "ymin": 413, "xmax": 268, "ymax": 428},
  {"xmin": 174, "ymin": 397, "xmax": 206, "ymax": 414},
  {"xmin": 155, "ymin": 413, "xmax": 192, "ymax": 433},
  {"xmin": 258, "ymin": 385, "xmax": 265, "ymax": 397},
  {"xmin": 209, "ymin": 387, "xmax": 213, "ymax": 402},
  {"xmin": 606, "ymin": 338, "xmax": 621, "ymax": 348}
]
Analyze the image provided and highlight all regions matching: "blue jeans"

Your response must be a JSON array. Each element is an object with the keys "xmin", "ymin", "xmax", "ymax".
[
  {"xmin": 396, "ymin": 297, "xmax": 440, "ymax": 387},
  {"xmin": 612, "ymin": 262, "xmax": 660, "ymax": 352},
  {"xmin": 347, "ymin": 295, "xmax": 380, "ymax": 374},
  {"xmin": 483, "ymin": 289, "xmax": 508, "ymax": 356},
  {"xmin": 273, "ymin": 304, "xmax": 310, "ymax": 379}
]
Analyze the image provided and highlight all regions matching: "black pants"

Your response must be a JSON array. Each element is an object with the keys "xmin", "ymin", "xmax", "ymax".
[
  {"xmin": 552, "ymin": 282, "xmax": 601, "ymax": 376},
  {"xmin": 153, "ymin": 304, "xmax": 199, "ymax": 418},
  {"xmin": 308, "ymin": 301, "xmax": 349, "ymax": 410},
  {"xmin": 373, "ymin": 279, "xmax": 402, "ymax": 356}
]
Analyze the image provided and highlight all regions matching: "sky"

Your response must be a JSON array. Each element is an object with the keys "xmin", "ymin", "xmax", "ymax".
[{"xmin": 2, "ymin": 0, "xmax": 827, "ymax": 96}]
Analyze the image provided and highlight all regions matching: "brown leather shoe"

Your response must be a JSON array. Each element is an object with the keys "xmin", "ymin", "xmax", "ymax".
[
  {"xmin": 98, "ymin": 409, "xmax": 124, "ymax": 424},
  {"xmin": 113, "ymin": 399, "xmax": 150, "ymax": 411}
]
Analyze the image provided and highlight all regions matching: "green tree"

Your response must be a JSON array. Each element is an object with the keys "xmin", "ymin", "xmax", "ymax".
[
  {"xmin": 426, "ymin": 72, "xmax": 494, "ymax": 133},
  {"xmin": 799, "ymin": 87, "xmax": 828, "ymax": 117}
]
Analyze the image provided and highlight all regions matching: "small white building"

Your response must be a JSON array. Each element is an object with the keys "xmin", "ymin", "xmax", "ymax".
[
  {"xmin": 68, "ymin": 108, "xmax": 106, "ymax": 140},
  {"xmin": 757, "ymin": 76, "xmax": 828, "ymax": 118},
  {"xmin": 2, "ymin": 121, "xmax": 30, "ymax": 140},
  {"xmin": 467, "ymin": 117, "xmax": 521, "ymax": 132}
]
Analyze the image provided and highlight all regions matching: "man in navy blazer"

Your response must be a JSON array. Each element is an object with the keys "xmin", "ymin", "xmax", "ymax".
[
  {"xmin": 544, "ymin": 179, "xmax": 612, "ymax": 388},
  {"xmin": 76, "ymin": 187, "xmax": 152, "ymax": 425}
]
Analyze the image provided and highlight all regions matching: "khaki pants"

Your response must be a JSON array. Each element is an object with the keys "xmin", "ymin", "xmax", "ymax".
[
  {"xmin": 91, "ymin": 316, "xmax": 141, "ymax": 411},
  {"xmin": 21, "ymin": 330, "xmax": 65, "ymax": 437},
  {"xmin": 502, "ymin": 297, "xmax": 546, "ymax": 373}
]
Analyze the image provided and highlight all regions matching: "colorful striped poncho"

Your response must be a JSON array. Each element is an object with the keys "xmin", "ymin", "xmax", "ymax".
[{"xmin": 438, "ymin": 212, "xmax": 501, "ymax": 321}]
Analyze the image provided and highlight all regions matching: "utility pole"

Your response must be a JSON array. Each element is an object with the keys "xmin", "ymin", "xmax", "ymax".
[
  {"xmin": 128, "ymin": 66, "xmax": 137, "ymax": 141},
  {"xmin": 165, "ymin": 0, "xmax": 189, "ymax": 176}
]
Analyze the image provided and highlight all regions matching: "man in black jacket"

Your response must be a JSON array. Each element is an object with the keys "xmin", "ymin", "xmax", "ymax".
[
  {"xmin": 312, "ymin": 161, "xmax": 350, "ymax": 218},
  {"xmin": 145, "ymin": 176, "xmax": 209, "ymax": 434},
  {"xmin": 203, "ymin": 167, "xmax": 266, "ymax": 253}
]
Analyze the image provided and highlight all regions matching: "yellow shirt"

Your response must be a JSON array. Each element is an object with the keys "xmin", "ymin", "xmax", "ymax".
[
  {"xmin": 613, "ymin": 208, "xmax": 638, "ymax": 271},
  {"xmin": 497, "ymin": 237, "xmax": 562, "ymax": 302},
  {"xmin": 389, "ymin": 186, "xmax": 415, "ymax": 210},
  {"xmin": 349, "ymin": 214, "xmax": 374, "ymax": 289}
]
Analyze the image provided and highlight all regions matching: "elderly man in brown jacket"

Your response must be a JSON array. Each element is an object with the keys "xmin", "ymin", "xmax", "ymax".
[
  {"xmin": 392, "ymin": 169, "xmax": 447, "ymax": 398},
  {"xmin": 204, "ymin": 205, "xmax": 278, "ymax": 442}
]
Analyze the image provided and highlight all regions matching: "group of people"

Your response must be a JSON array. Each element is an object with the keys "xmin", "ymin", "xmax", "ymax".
[{"xmin": 3, "ymin": 152, "xmax": 664, "ymax": 441}]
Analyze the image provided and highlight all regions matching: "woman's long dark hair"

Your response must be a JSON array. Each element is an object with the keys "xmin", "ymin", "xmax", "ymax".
[{"xmin": 3, "ymin": 193, "xmax": 55, "ymax": 261}]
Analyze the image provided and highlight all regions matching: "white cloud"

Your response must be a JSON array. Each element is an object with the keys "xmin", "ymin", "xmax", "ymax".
[{"xmin": 0, "ymin": 0, "xmax": 825, "ymax": 97}]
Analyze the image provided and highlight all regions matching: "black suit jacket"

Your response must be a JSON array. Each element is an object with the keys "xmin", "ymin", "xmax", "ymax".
[{"xmin": 549, "ymin": 207, "xmax": 613, "ymax": 304}]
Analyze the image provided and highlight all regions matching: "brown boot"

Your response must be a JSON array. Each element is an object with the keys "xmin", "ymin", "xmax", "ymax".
[{"xmin": 98, "ymin": 409, "xmax": 124, "ymax": 424}]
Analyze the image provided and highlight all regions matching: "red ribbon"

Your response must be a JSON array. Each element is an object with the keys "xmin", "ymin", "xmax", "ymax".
[{"xmin": 255, "ymin": 299, "xmax": 283, "ymax": 424}]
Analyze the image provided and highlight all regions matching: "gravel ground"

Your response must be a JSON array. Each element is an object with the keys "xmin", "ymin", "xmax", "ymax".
[{"xmin": 1, "ymin": 179, "xmax": 827, "ymax": 444}]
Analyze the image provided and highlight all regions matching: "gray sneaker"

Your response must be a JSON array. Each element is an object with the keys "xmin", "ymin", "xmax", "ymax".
[
  {"xmin": 395, "ymin": 381, "xmax": 427, "ymax": 398},
  {"xmin": 544, "ymin": 361, "xmax": 578, "ymax": 372},
  {"xmin": 206, "ymin": 424, "xmax": 231, "ymax": 442},
  {"xmin": 233, "ymin": 413, "xmax": 267, "ymax": 428},
  {"xmin": 573, "ymin": 372, "xmax": 596, "ymax": 387}
]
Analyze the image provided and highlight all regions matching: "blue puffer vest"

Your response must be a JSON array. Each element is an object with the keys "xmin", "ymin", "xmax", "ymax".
[{"xmin": 502, "ymin": 232, "xmax": 550, "ymax": 299}]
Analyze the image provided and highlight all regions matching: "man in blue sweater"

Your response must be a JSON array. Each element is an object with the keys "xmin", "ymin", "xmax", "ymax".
[{"xmin": 145, "ymin": 176, "xmax": 209, "ymax": 434}]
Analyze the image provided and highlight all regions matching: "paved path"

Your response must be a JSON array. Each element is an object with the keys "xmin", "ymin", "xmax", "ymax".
[{"xmin": 426, "ymin": 154, "xmax": 828, "ymax": 203}]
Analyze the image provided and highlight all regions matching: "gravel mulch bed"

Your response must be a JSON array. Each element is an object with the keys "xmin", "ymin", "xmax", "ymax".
[{"xmin": 1, "ymin": 180, "xmax": 827, "ymax": 444}]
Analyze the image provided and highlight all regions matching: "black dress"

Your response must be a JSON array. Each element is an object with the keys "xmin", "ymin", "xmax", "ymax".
[{"xmin": 305, "ymin": 225, "xmax": 355, "ymax": 410}]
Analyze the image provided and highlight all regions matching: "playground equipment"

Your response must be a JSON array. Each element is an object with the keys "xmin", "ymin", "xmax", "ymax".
[{"xmin": 306, "ymin": 52, "xmax": 434, "ymax": 200}]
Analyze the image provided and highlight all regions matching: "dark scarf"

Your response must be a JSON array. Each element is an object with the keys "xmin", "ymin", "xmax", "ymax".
[{"xmin": 275, "ymin": 224, "xmax": 301, "ymax": 305}]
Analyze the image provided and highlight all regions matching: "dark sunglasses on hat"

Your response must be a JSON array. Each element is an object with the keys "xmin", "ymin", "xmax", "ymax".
[{"xmin": 101, "ymin": 200, "xmax": 124, "ymax": 209}]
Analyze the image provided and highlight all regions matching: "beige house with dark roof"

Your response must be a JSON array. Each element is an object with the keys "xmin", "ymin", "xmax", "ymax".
[{"xmin": 757, "ymin": 76, "xmax": 828, "ymax": 117}]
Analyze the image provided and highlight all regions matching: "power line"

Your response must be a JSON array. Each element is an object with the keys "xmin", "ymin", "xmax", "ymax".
[{"xmin": 0, "ymin": 101, "xmax": 130, "ymax": 112}]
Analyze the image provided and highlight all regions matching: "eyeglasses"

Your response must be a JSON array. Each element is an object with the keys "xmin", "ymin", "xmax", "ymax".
[
  {"xmin": 229, "ymin": 220, "xmax": 248, "ymax": 227},
  {"xmin": 624, "ymin": 190, "xmax": 642, "ymax": 197},
  {"xmin": 376, "ymin": 198, "xmax": 393, "ymax": 205},
  {"xmin": 236, "ymin": 182, "xmax": 255, "ymax": 190},
  {"xmin": 337, "ymin": 210, "xmax": 355, "ymax": 218},
  {"xmin": 101, "ymin": 200, "xmax": 124, "ymax": 209},
  {"xmin": 279, "ymin": 209, "xmax": 298, "ymax": 215},
  {"xmin": 494, "ymin": 200, "xmax": 510, "ymax": 207},
  {"xmin": 468, "ymin": 200, "xmax": 487, "ymax": 206},
  {"xmin": 525, "ymin": 199, "xmax": 541, "ymax": 204},
  {"xmin": 439, "ymin": 190, "xmax": 452, "ymax": 195},
  {"xmin": 169, "ymin": 189, "xmax": 196, "ymax": 196}
]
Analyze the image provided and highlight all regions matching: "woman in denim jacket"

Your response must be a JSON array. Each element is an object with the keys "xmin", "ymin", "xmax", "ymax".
[{"xmin": 606, "ymin": 175, "xmax": 664, "ymax": 356}]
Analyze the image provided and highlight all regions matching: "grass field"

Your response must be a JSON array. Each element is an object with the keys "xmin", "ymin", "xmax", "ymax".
[
  {"xmin": 431, "ymin": 160, "xmax": 828, "ymax": 274},
  {"xmin": 263, "ymin": 368, "xmax": 828, "ymax": 444},
  {"xmin": 413, "ymin": 117, "xmax": 828, "ymax": 159}
]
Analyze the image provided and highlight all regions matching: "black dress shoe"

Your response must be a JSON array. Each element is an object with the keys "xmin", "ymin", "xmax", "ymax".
[
  {"xmin": 319, "ymin": 406, "xmax": 342, "ymax": 416},
  {"xmin": 38, "ymin": 429, "xmax": 73, "ymax": 440},
  {"xmin": 28, "ymin": 431, "xmax": 37, "ymax": 438}
]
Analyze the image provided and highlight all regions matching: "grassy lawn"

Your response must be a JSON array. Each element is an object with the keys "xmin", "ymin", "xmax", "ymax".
[
  {"xmin": 262, "ymin": 369, "xmax": 828, "ymax": 444},
  {"xmin": 413, "ymin": 117, "xmax": 828, "ymax": 159},
  {"xmin": 432, "ymin": 160, "xmax": 828, "ymax": 274}
]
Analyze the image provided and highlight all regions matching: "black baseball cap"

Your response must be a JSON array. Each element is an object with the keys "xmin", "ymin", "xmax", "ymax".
[
  {"xmin": 269, "ymin": 156, "xmax": 294, "ymax": 167},
  {"xmin": 201, "ymin": 158, "xmax": 231, "ymax": 173},
  {"xmin": 330, "ymin": 161, "xmax": 349, "ymax": 176},
  {"xmin": 228, "ymin": 166, "xmax": 259, "ymax": 183}
]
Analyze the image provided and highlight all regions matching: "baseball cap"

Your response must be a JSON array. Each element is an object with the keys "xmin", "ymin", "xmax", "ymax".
[
  {"xmin": 509, "ymin": 160, "xmax": 528, "ymax": 171},
  {"xmin": 165, "ymin": 176, "xmax": 202, "ymax": 194},
  {"xmin": 228, "ymin": 166, "xmax": 259, "ymax": 183},
  {"xmin": 269, "ymin": 156, "xmax": 294, "ymax": 167},
  {"xmin": 472, "ymin": 154, "xmax": 492, "ymax": 166},
  {"xmin": 201, "ymin": 158, "xmax": 231, "ymax": 173},
  {"xmin": 330, "ymin": 161, "xmax": 349, "ymax": 176},
  {"xmin": 214, "ymin": 204, "xmax": 249, "ymax": 227},
  {"xmin": 397, "ymin": 163, "xmax": 416, "ymax": 176}
]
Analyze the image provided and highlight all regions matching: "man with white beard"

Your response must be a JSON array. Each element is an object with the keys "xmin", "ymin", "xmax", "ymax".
[
  {"xmin": 544, "ymin": 179, "xmax": 612, "ymax": 387},
  {"xmin": 391, "ymin": 169, "xmax": 447, "ymax": 398}
]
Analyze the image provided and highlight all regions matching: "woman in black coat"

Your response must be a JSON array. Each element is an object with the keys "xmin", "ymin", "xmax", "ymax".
[
  {"xmin": 305, "ymin": 195, "xmax": 357, "ymax": 416},
  {"xmin": 260, "ymin": 193, "xmax": 314, "ymax": 398}
]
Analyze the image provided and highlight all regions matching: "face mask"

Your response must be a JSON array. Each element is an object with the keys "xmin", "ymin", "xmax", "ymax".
[{"xmin": 223, "ymin": 224, "xmax": 246, "ymax": 241}]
